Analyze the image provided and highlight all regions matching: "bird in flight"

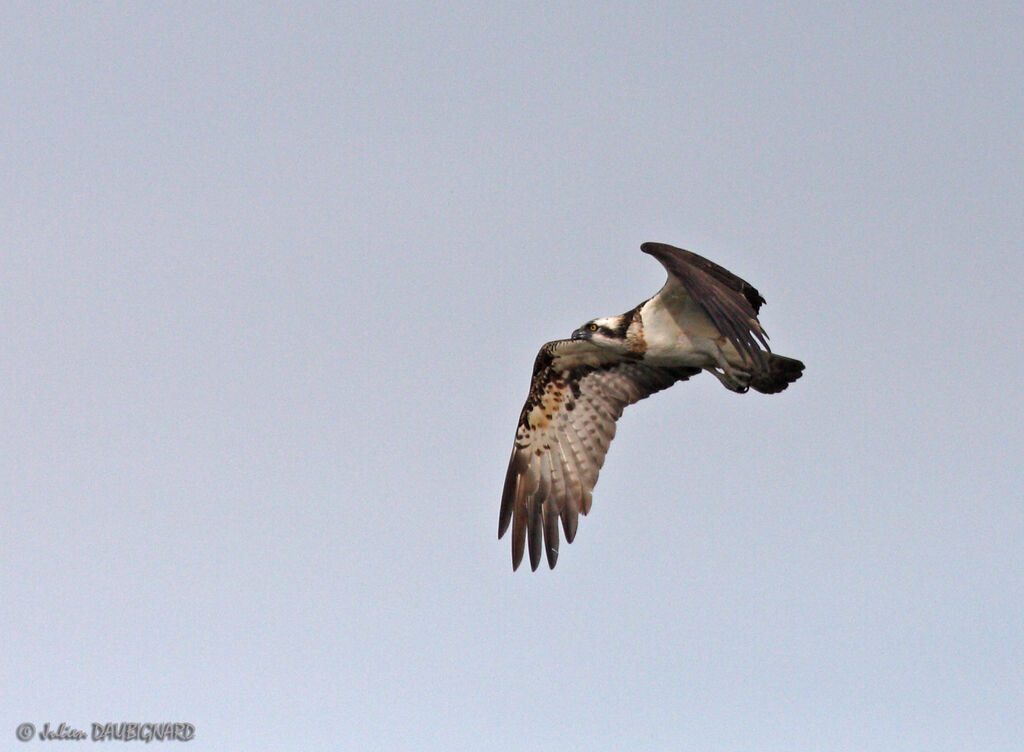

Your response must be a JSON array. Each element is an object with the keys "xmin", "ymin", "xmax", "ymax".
[{"xmin": 499, "ymin": 242, "xmax": 804, "ymax": 571}]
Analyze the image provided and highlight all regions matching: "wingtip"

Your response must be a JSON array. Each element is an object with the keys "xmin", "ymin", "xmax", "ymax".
[
  {"xmin": 543, "ymin": 511, "xmax": 560, "ymax": 569},
  {"xmin": 640, "ymin": 241, "xmax": 667, "ymax": 256},
  {"xmin": 528, "ymin": 529, "xmax": 542, "ymax": 572}
]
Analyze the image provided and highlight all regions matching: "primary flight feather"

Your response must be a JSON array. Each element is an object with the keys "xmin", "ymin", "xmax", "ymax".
[{"xmin": 499, "ymin": 242, "xmax": 804, "ymax": 571}]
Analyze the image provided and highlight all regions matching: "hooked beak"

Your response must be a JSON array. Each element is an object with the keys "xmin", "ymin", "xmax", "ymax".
[{"xmin": 571, "ymin": 328, "xmax": 588, "ymax": 341}]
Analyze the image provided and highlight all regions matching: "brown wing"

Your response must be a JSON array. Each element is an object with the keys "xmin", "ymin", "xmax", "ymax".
[
  {"xmin": 499, "ymin": 339, "xmax": 700, "ymax": 570},
  {"xmin": 640, "ymin": 242, "xmax": 770, "ymax": 369}
]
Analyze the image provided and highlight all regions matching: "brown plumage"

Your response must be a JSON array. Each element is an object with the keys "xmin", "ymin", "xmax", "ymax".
[{"xmin": 499, "ymin": 243, "xmax": 804, "ymax": 570}]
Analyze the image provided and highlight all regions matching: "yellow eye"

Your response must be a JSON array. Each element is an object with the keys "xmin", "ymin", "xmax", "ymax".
[{"xmin": 588, "ymin": 323, "xmax": 598, "ymax": 331}]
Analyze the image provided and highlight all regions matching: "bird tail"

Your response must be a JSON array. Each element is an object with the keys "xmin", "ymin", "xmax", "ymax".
[{"xmin": 750, "ymin": 354, "xmax": 804, "ymax": 394}]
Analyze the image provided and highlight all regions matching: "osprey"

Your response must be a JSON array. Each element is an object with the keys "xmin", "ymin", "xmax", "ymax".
[{"xmin": 500, "ymin": 242, "xmax": 804, "ymax": 571}]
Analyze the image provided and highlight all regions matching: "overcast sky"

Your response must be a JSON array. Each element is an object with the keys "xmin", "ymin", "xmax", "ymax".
[{"xmin": 3, "ymin": 2, "xmax": 1022, "ymax": 750}]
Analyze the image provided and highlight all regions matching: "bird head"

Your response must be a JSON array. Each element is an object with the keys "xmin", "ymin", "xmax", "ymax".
[{"xmin": 571, "ymin": 316, "xmax": 631, "ymax": 353}]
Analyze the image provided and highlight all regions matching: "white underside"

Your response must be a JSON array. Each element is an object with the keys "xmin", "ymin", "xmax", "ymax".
[{"xmin": 638, "ymin": 279, "xmax": 738, "ymax": 368}]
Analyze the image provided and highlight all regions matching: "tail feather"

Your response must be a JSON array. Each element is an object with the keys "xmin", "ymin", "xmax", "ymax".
[{"xmin": 750, "ymin": 354, "xmax": 804, "ymax": 394}]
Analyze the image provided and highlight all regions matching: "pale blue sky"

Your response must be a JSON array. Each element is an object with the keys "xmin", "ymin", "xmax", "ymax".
[{"xmin": 3, "ymin": 3, "xmax": 1022, "ymax": 750}]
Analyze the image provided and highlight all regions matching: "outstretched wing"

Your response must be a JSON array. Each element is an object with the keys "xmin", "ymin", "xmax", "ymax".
[
  {"xmin": 641, "ymin": 242, "xmax": 770, "ymax": 369},
  {"xmin": 499, "ymin": 339, "xmax": 700, "ymax": 570}
]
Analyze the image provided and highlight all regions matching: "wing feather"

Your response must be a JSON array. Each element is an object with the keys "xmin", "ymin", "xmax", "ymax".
[
  {"xmin": 500, "ymin": 339, "xmax": 700, "ymax": 570},
  {"xmin": 641, "ymin": 242, "xmax": 770, "ymax": 369},
  {"xmin": 542, "ymin": 499, "xmax": 562, "ymax": 569},
  {"xmin": 539, "ymin": 449, "xmax": 565, "ymax": 568},
  {"xmin": 508, "ymin": 472, "xmax": 527, "ymax": 571},
  {"xmin": 527, "ymin": 452, "xmax": 551, "ymax": 570},
  {"xmin": 551, "ymin": 434, "xmax": 584, "ymax": 539}
]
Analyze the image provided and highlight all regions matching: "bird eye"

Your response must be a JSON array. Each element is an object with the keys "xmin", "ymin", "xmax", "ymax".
[{"xmin": 588, "ymin": 323, "xmax": 598, "ymax": 332}]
